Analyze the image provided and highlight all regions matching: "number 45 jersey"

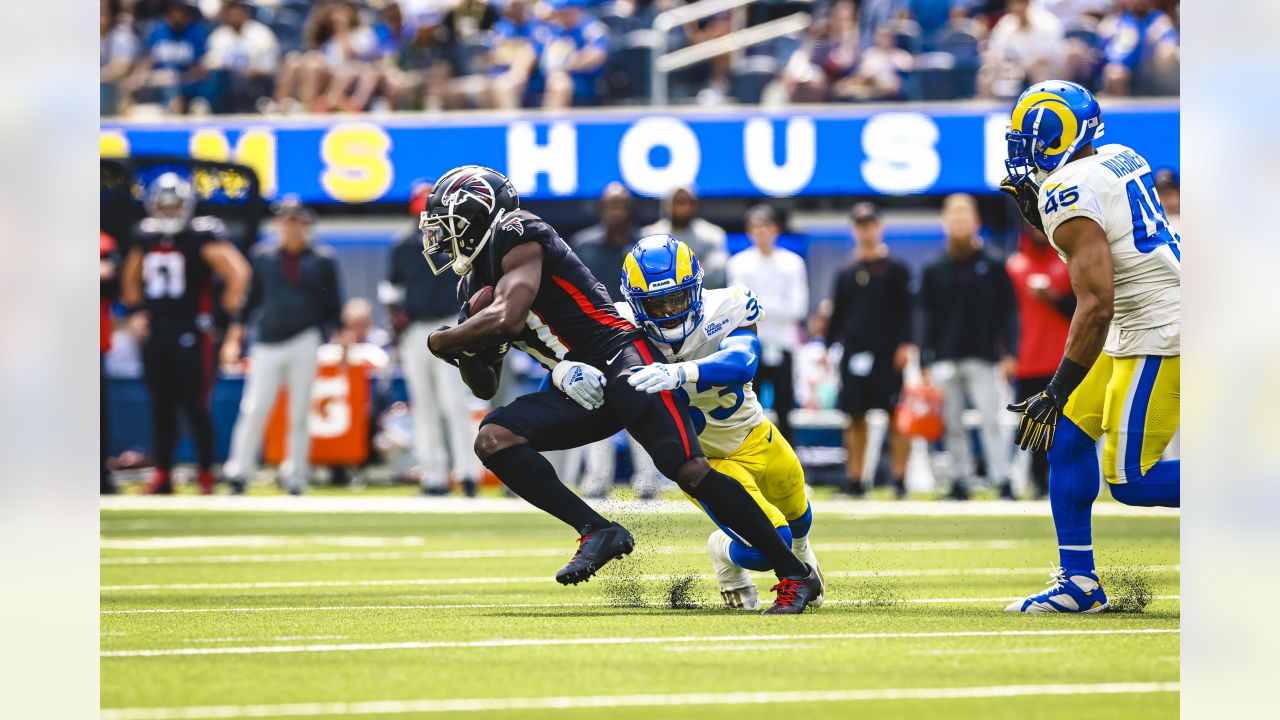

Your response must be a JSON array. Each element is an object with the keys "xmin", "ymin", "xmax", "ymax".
[
  {"xmin": 615, "ymin": 286, "xmax": 765, "ymax": 457},
  {"xmin": 1037, "ymin": 143, "xmax": 1181, "ymax": 357}
]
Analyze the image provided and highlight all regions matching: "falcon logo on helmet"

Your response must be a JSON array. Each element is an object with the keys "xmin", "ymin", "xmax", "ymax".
[
  {"xmin": 440, "ymin": 170, "xmax": 497, "ymax": 212},
  {"xmin": 419, "ymin": 165, "xmax": 520, "ymax": 276}
]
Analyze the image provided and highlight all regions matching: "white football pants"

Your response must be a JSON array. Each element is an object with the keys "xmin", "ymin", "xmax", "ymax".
[
  {"xmin": 932, "ymin": 358, "xmax": 1013, "ymax": 487},
  {"xmin": 224, "ymin": 327, "xmax": 321, "ymax": 488},
  {"xmin": 401, "ymin": 321, "xmax": 482, "ymax": 490}
]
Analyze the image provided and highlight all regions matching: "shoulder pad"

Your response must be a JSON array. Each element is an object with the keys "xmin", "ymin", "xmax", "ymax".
[
  {"xmin": 190, "ymin": 215, "xmax": 228, "ymax": 238},
  {"xmin": 703, "ymin": 286, "xmax": 762, "ymax": 339},
  {"xmin": 136, "ymin": 218, "xmax": 162, "ymax": 236}
]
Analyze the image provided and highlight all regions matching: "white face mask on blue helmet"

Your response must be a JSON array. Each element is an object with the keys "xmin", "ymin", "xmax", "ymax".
[{"xmin": 620, "ymin": 234, "xmax": 705, "ymax": 344}]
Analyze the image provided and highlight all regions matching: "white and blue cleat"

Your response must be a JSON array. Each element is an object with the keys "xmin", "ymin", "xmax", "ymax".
[{"xmin": 1005, "ymin": 566, "xmax": 1109, "ymax": 613}]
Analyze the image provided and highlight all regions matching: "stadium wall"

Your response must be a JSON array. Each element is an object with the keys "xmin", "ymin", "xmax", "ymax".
[{"xmin": 100, "ymin": 102, "xmax": 1179, "ymax": 205}]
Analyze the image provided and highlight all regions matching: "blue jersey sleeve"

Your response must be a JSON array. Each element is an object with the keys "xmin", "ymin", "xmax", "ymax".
[{"xmin": 694, "ymin": 329, "xmax": 760, "ymax": 387}]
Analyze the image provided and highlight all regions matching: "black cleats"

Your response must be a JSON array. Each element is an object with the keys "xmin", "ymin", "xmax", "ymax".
[
  {"xmin": 762, "ymin": 565, "xmax": 823, "ymax": 615},
  {"xmin": 555, "ymin": 523, "xmax": 634, "ymax": 585}
]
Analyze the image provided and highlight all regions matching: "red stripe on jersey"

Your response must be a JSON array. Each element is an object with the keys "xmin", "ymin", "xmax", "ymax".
[
  {"xmin": 551, "ymin": 275, "xmax": 636, "ymax": 331},
  {"xmin": 632, "ymin": 340, "xmax": 691, "ymax": 458}
]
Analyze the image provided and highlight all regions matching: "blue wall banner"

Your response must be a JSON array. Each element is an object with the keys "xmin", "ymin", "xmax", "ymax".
[{"xmin": 101, "ymin": 103, "xmax": 1179, "ymax": 204}]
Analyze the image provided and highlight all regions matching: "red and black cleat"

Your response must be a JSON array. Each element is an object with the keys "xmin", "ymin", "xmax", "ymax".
[
  {"xmin": 196, "ymin": 469, "xmax": 216, "ymax": 496},
  {"xmin": 555, "ymin": 523, "xmax": 635, "ymax": 586},
  {"xmin": 763, "ymin": 565, "xmax": 823, "ymax": 614},
  {"xmin": 142, "ymin": 469, "xmax": 174, "ymax": 496}
]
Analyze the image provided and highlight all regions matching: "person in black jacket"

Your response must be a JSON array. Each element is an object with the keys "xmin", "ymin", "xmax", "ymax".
[
  {"xmin": 826, "ymin": 203, "xmax": 914, "ymax": 498},
  {"xmin": 222, "ymin": 196, "xmax": 343, "ymax": 495},
  {"xmin": 919, "ymin": 194, "xmax": 1019, "ymax": 500}
]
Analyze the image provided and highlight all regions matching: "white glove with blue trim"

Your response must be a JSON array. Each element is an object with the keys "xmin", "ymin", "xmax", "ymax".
[
  {"xmin": 551, "ymin": 361, "xmax": 607, "ymax": 410},
  {"xmin": 627, "ymin": 362, "xmax": 699, "ymax": 394}
]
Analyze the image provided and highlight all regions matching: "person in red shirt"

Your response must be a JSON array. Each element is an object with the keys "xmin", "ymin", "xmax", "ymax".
[
  {"xmin": 101, "ymin": 231, "xmax": 121, "ymax": 494},
  {"xmin": 1005, "ymin": 222, "xmax": 1075, "ymax": 499}
]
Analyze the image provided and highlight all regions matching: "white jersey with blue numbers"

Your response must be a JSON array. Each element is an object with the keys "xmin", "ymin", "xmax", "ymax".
[
  {"xmin": 1038, "ymin": 143, "xmax": 1181, "ymax": 357},
  {"xmin": 616, "ymin": 286, "xmax": 766, "ymax": 457}
]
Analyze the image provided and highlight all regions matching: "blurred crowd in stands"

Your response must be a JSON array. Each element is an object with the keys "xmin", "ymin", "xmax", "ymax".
[{"xmin": 102, "ymin": 0, "xmax": 1179, "ymax": 116}]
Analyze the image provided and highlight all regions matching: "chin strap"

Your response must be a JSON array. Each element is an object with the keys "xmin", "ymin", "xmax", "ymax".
[{"xmin": 453, "ymin": 209, "xmax": 508, "ymax": 277}]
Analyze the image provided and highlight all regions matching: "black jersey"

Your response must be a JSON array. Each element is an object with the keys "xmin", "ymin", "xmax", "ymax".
[
  {"xmin": 459, "ymin": 209, "xmax": 641, "ymax": 368},
  {"xmin": 132, "ymin": 216, "xmax": 225, "ymax": 336}
]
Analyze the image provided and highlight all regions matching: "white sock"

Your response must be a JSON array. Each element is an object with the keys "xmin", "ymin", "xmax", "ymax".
[{"xmin": 792, "ymin": 534, "xmax": 810, "ymax": 556}]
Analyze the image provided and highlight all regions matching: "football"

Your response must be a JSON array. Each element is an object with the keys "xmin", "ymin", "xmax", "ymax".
[{"xmin": 467, "ymin": 285, "xmax": 496, "ymax": 317}]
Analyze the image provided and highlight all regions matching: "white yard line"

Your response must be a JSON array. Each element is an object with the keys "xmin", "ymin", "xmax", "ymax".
[
  {"xmin": 100, "ymin": 495, "xmax": 1180, "ymax": 518},
  {"xmin": 101, "ymin": 628, "xmax": 1178, "ymax": 659},
  {"xmin": 100, "ymin": 681, "xmax": 1179, "ymax": 719},
  {"xmin": 99, "ymin": 565, "xmax": 1180, "ymax": 592},
  {"xmin": 100, "ymin": 595, "xmax": 1181, "ymax": 616},
  {"xmin": 101, "ymin": 536, "xmax": 433, "ymax": 551},
  {"xmin": 100, "ymin": 540, "xmax": 1026, "ymax": 565}
]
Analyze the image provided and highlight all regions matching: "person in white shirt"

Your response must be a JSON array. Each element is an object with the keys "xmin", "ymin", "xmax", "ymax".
[
  {"xmin": 726, "ymin": 205, "xmax": 808, "ymax": 442},
  {"xmin": 206, "ymin": 0, "xmax": 280, "ymax": 112},
  {"xmin": 981, "ymin": 0, "xmax": 1066, "ymax": 98}
]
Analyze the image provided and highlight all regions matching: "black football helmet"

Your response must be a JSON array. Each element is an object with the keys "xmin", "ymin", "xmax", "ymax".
[{"xmin": 420, "ymin": 165, "xmax": 519, "ymax": 276}]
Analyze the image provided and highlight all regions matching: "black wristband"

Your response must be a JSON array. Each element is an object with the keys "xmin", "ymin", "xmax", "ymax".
[{"xmin": 1046, "ymin": 356, "xmax": 1089, "ymax": 403}]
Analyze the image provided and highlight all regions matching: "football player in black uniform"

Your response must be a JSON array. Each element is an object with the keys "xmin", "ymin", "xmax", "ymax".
[
  {"xmin": 121, "ymin": 173, "xmax": 250, "ymax": 495},
  {"xmin": 420, "ymin": 166, "xmax": 821, "ymax": 613}
]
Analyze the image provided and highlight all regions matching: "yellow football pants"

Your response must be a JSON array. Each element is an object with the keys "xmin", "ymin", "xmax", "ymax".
[
  {"xmin": 684, "ymin": 419, "xmax": 809, "ymax": 528},
  {"xmin": 1063, "ymin": 353, "xmax": 1180, "ymax": 483}
]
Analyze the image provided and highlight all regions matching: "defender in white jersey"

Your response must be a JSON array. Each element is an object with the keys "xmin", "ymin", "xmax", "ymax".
[
  {"xmin": 616, "ymin": 234, "xmax": 822, "ymax": 611},
  {"xmin": 1000, "ymin": 81, "xmax": 1180, "ymax": 613}
]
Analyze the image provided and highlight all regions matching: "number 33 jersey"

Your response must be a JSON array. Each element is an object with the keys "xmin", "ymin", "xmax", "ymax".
[
  {"xmin": 616, "ymin": 286, "xmax": 765, "ymax": 457},
  {"xmin": 1038, "ymin": 143, "xmax": 1181, "ymax": 357}
]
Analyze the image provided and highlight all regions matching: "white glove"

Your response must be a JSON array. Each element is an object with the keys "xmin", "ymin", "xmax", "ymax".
[
  {"xmin": 551, "ymin": 361, "xmax": 607, "ymax": 410},
  {"xmin": 627, "ymin": 362, "xmax": 699, "ymax": 394}
]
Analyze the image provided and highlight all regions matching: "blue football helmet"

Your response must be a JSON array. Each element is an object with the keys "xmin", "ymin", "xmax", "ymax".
[
  {"xmin": 621, "ymin": 234, "xmax": 704, "ymax": 344},
  {"xmin": 1005, "ymin": 80, "xmax": 1105, "ymax": 188}
]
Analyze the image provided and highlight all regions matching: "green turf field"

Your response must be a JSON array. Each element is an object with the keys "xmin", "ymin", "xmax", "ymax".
[{"xmin": 100, "ymin": 499, "xmax": 1179, "ymax": 719}]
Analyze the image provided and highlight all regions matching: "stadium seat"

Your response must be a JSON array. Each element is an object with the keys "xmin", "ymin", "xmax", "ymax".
[
  {"xmin": 600, "ymin": 3, "xmax": 638, "ymax": 36},
  {"xmin": 910, "ymin": 52, "xmax": 958, "ymax": 101},
  {"xmin": 935, "ymin": 29, "xmax": 980, "ymax": 99},
  {"xmin": 731, "ymin": 55, "xmax": 779, "ymax": 105},
  {"xmin": 271, "ymin": 9, "xmax": 306, "ymax": 56},
  {"xmin": 602, "ymin": 32, "xmax": 660, "ymax": 103},
  {"xmin": 1065, "ymin": 26, "xmax": 1100, "ymax": 49},
  {"xmin": 894, "ymin": 21, "xmax": 923, "ymax": 54}
]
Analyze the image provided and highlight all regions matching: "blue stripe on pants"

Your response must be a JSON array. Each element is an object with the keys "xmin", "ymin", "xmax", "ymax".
[{"xmin": 1123, "ymin": 357, "xmax": 1162, "ymax": 481}]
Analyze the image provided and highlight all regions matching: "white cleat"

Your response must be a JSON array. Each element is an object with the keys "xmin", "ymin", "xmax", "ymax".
[
  {"xmin": 708, "ymin": 530, "xmax": 759, "ymax": 610},
  {"xmin": 791, "ymin": 534, "xmax": 824, "ymax": 608},
  {"xmin": 721, "ymin": 584, "xmax": 761, "ymax": 610}
]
